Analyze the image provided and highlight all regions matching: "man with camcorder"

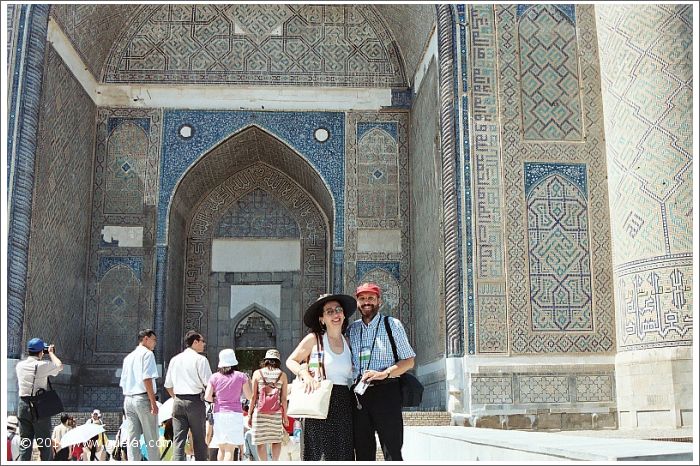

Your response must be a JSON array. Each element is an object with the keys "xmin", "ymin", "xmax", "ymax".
[{"xmin": 15, "ymin": 338, "xmax": 63, "ymax": 461}]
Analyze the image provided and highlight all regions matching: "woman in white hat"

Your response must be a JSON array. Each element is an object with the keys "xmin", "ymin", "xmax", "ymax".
[
  {"xmin": 248, "ymin": 348, "xmax": 289, "ymax": 461},
  {"xmin": 204, "ymin": 349, "xmax": 253, "ymax": 461}
]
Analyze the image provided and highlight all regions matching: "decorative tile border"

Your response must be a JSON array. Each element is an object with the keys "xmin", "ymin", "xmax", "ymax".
[{"xmin": 157, "ymin": 110, "xmax": 345, "ymax": 247}]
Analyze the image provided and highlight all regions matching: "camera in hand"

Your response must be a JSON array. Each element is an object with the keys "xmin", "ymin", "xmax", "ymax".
[{"xmin": 353, "ymin": 379, "xmax": 370, "ymax": 395}]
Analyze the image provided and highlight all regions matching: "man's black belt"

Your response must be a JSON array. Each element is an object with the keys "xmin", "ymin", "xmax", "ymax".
[
  {"xmin": 126, "ymin": 392, "xmax": 148, "ymax": 396},
  {"xmin": 371, "ymin": 377, "xmax": 399, "ymax": 386},
  {"xmin": 176, "ymin": 393, "xmax": 203, "ymax": 400}
]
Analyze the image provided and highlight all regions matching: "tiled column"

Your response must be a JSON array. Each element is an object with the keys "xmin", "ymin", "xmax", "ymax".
[
  {"xmin": 7, "ymin": 4, "xmax": 50, "ymax": 359},
  {"xmin": 596, "ymin": 4, "xmax": 693, "ymax": 428}
]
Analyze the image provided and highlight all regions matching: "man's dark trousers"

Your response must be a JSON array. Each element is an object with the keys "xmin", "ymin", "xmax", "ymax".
[
  {"xmin": 17, "ymin": 398, "xmax": 53, "ymax": 461},
  {"xmin": 352, "ymin": 380, "xmax": 404, "ymax": 460},
  {"xmin": 172, "ymin": 395, "xmax": 208, "ymax": 461}
]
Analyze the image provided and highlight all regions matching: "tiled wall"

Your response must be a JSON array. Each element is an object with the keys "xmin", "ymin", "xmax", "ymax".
[
  {"xmin": 409, "ymin": 60, "xmax": 444, "ymax": 367},
  {"xmin": 102, "ymin": 4, "xmax": 405, "ymax": 87},
  {"xmin": 24, "ymin": 46, "xmax": 96, "ymax": 364},
  {"xmin": 495, "ymin": 4, "xmax": 615, "ymax": 354},
  {"xmin": 596, "ymin": 4, "xmax": 693, "ymax": 352}
]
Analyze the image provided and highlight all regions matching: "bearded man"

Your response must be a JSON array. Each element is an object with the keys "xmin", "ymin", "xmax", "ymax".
[{"xmin": 347, "ymin": 282, "xmax": 415, "ymax": 461}]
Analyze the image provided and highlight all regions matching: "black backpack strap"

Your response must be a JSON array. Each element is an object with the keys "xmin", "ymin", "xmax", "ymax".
[{"xmin": 384, "ymin": 316, "xmax": 399, "ymax": 364}]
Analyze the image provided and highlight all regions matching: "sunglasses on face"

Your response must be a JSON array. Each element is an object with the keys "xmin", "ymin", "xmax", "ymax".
[{"xmin": 323, "ymin": 306, "xmax": 344, "ymax": 316}]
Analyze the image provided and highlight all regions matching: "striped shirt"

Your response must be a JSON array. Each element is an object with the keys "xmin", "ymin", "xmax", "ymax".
[{"xmin": 347, "ymin": 313, "xmax": 416, "ymax": 380}]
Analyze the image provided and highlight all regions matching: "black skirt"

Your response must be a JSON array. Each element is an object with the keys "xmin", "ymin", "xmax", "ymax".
[{"xmin": 302, "ymin": 384, "xmax": 355, "ymax": 461}]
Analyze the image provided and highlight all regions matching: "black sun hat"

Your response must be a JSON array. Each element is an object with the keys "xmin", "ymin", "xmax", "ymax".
[{"xmin": 303, "ymin": 293, "xmax": 357, "ymax": 329}]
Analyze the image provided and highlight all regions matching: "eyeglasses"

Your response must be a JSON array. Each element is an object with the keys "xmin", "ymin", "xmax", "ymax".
[{"xmin": 323, "ymin": 306, "xmax": 344, "ymax": 316}]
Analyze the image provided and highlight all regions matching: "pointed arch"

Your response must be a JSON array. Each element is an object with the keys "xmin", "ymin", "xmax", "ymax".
[
  {"xmin": 233, "ymin": 305, "xmax": 278, "ymax": 349},
  {"xmin": 162, "ymin": 126, "xmax": 334, "ymax": 361}
]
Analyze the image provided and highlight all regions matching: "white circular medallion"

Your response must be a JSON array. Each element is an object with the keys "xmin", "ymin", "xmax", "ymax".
[
  {"xmin": 314, "ymin": 127, "xmax": 330, "ymax": 143},
  {"xmin": 179, "ymin": 124, "xmax": 194, "ymax": 139}
]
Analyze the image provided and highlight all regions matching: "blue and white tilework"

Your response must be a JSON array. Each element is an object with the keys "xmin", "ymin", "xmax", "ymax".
[{"xmin": 158, "ymin": 110, "xmax": 345, "ymax": 247}]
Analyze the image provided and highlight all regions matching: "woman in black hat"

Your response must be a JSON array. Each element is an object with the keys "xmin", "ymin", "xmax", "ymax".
[{"xmin": 286, "ymin": 293, "xmax": 356, "ymax": 461}]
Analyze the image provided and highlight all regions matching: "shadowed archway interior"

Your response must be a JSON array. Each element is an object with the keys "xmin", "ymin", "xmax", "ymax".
[{"xmin": 164, "ymin": 126, "xmax": 334, "ymax": 367}]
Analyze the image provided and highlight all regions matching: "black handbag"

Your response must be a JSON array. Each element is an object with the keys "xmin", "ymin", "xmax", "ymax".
[
  {"xmin": 384, "ymin": 316, "xmax": 424, "ymax": 408},
  {"xmin": 30, "ymin": 364, "xmax": 64, "ymax": 418}
]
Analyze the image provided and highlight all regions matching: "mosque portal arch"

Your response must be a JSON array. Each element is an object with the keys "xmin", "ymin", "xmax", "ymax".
[{"xmin": 162, "ymin": 126, "xmax": 333, "ymax": 369}]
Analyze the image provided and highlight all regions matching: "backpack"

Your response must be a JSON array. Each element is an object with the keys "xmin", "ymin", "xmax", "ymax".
[{"xmin": 255, "ymin": 370, "xmax": 282, "ymax": 414}]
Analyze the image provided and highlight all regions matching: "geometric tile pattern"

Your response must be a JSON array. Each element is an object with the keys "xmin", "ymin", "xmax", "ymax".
[
  {"xmin": 453, "ymin": 5, "xmax": 472, "ymax": 356},
  {"xmin": 408, "ymin": 58, "xmax": 444, "ymax": 364},
  {"xmin": 518, "ymin": 5, "xmax": 583, "ymax": 141},
  {"xmin": 22, "ymin": 44, "xmax": 96, "ymax": 364},
  {"xmin": 98, "ymin": 256, "xmax": 144, "ymax": 282},
  {"xmin": 526, "ymin": 166, "xmax": 593, "ymax": 331},
  {"xmin": 466, "ymin": 5, "xmax": 508, "ymax": 354},
  {"xmin": 105, "ymin": 121, "xmax": 147, "ymax": 214},
  {"xmin": 50, "ymin": 3, "xmax": 137, "ymax": 80},
  {"xmin": 96, "ymin": 266, "xmax": 141, "ymax": 353},
  {"xmin": 496, "ymin": 5, "xmax": 615, "ymax": 353},
  {"xmin": 517, "ymin": 5, "xmax": 576, "ymax": 23},
  {"xmin": 472, "ymin": 376, "xmax": 514, "ymax": 404},
  {"xmin": 356, "ymin": 126, "xmax": 399, "ymax": 220},
  {"xmin": 85, "ymin": 108, "xmax": 161, "ymax": 364},
  {"xmin": 595, "ymin": 4, "xmax": 693, "ymax": 351},
  {"xmin": 519, "ymin": 375, "xmax": 570, "ymax": 403},
  {"xmin": 80, "ymin": 386, "xmax": 125, "ymax": 412},
  {"xmin": 575, "ymin": 374, "xmax": 615, "ymax": 402},
  {"xmin": 469, "ymin": 370, "xmax": 616, "ymax": 407},
  {"xmin": 344, "ymin": 112, "xmax": 411, "ymax": 340},
  {"xmin": 184, "ymin": 163, "xmax": 327, "ymax": 338},
  {"xmin": 216, "ymin": 188, "xmax": 300, "ymax": 239},
  {"xmin": 103, "ymin": 4, "xmax": 405, "ymax": 87}
]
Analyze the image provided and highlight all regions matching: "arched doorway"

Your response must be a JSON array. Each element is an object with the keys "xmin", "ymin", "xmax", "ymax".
[{"xmin": 163, "ymin": 126, "xmax": 334, "ymax": 369}]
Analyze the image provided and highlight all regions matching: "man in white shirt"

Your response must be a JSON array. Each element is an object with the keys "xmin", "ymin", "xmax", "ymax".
[
  {"xmin": 164, "ymin": 330, "xmax": 212, "ymax": 461},
  {"xmin": 119, "ymin": 329, "xmax": 160, "ymax": 461},
  {"xmin": 15, "ymin": 338, "xmax": 63, "ymax": 461}
]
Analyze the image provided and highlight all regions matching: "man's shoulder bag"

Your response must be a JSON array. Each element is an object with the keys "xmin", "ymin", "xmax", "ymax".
[
  {"xmin": 30, "ymin": 364, "xmax": 64, "ymax": 418},
  {"xmin": 384, "ymin": 316, "xmax": 424, "ymax": 408}
]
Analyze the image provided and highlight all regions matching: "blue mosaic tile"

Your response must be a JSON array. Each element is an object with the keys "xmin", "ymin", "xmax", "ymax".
[
  {"xmin": 356, "ymin": 261, "xmax": 400, "ymax": 282},
  {"xmin": 153, "ymin": 245, "xmax": 168, "ymax": 360},
  {"xmin": 517, "ymin": 4, "xmax": 575, "ymax": 24},
  {"xmin": 357, "ymin": 122, "xmax": 398, "ymax": 142},
  {"xmin": 107, "ymin": 117, "xmax": 150, "ymax": 135},
  {"xmin": 390, "ymin": 88, "xmax": 412, "ymax": 109},
  {"xmin": 98, "ymin": 256, "xmax": 143, "ymax": 282},
  {"xmin": 333, "ymin": 249, "xmax": 344, "ymax": 294},
  {"xmin": 157, "ymin": 110, "xmax": 345, "ymax": 247},
  {"xmin": 7, "ymin": 5, "xmax": 27, "ymax": 189},
  {"xmin": 524, "ymin": 162, "xmax": 587, "ymax": 197}
]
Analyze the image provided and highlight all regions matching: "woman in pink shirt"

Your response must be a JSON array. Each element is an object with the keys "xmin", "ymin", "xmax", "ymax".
[{"xmin": 204, "ymin": 349, "xmax": 253, "ymax": 461}]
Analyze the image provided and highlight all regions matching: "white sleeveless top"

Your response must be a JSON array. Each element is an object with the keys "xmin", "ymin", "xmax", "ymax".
[{"xmin": 309, "ymin": 334, "xmax": 353, "ymax": 386}]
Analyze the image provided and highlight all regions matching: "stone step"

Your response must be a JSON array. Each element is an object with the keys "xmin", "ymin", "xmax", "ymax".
[{"xmin": 375, "ymin": 411, "xmax": 452, "ymax": 460}]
